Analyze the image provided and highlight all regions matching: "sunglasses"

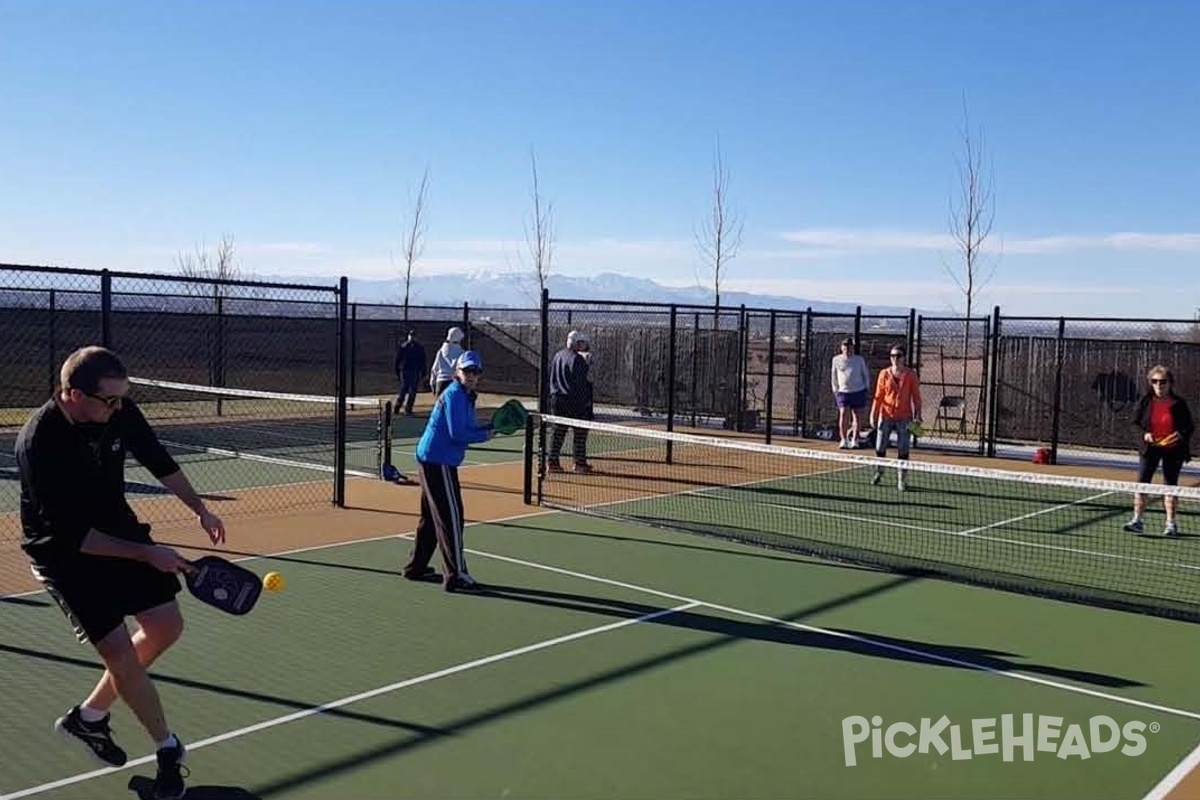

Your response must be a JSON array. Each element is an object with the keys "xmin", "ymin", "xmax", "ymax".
[
  {"xmin": 889, "ymin": 353, "xmax": 903, "ymax": 358},
  {"xmin": 461, "ymin": 367, "xmax": 483, "ymax": 375},
  {"xmin": 82, "ymin": 390, "xmax": 123, "ymax": 408},
  {"xmin": 1150, "ymin": 379, "xmax": 1170, "ymax": 385}
]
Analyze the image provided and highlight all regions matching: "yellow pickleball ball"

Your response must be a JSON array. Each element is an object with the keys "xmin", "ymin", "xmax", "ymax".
[{"xmin": 263, "ymin": 571, "xmax": 285, "ymax": 592}]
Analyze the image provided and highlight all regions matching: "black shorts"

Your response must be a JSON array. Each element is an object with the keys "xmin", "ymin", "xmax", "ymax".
[
  {"xmin": 32, "ymin": 557, "xmax": 182, "ymax": 646},
  {"xmin": 1138, "ymin": 449, "xmax": 1185, "ymax": 486}
]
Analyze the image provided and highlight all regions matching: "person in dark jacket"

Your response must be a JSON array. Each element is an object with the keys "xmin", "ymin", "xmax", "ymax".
[
  {"xmin": 394, "ymin": 330, "xmax": 427, "ymax": 416},
  {"xmin": 547, "ymin": 330, "xmax": 594, "ymax": 473},
  {"xmin": 403, "ymin": 350, "xmax": 494, "ymax": 591},
  {"xmin": 15, "ymin": 346, "xmax": 225, "ymax": 799},
  {"xmin": 1123, "ymin": 364, "xmax": 1195, "ymax": 537}
]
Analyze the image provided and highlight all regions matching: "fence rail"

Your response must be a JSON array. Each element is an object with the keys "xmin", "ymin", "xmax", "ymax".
[{"xmin": 5, "ymin": 264, "xmax": 1199, "ymax": 465}]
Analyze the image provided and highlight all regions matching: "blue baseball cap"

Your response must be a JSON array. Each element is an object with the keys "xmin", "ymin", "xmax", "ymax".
[{"xmin": 457, "ymin": 350, "xmax": 483, "ymax": 371}]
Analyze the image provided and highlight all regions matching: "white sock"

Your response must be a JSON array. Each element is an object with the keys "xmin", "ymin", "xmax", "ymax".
[
  {"xmin": 79, "ymin": 704, "xmax": 108, "ymax": 723},
  {"xmin": 157, "ymin": 733, "xmax": 178, "ymax": 751}
]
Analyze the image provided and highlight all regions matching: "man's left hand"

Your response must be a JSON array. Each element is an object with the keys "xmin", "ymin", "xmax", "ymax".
[{"xmin": 199, "ymin": 509, "xmax": 226, "ymax": 545}]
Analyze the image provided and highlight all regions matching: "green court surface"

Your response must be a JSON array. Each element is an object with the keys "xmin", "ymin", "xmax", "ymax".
[
  {"xmin": 594, "ymin": 463, "xmax": 1200, "ymax": 615},
  {"xmin": 3, "ymin": 508, "xmax": 1199, "ymax": 799}
]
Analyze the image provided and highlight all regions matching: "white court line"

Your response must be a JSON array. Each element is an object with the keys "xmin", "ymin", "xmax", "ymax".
[
  {"xmin": 0, "ymin": 601, "xmax": 699, "ymax": 800},
  {"xmin": 1142, "ymin": 739, "xmax": 1200, "ymax": 800}
]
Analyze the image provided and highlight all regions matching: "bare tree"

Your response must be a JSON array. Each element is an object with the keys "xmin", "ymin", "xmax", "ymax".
[
  {"xmin": 694, "ymin": 138, "xmax": 743, "ymax": 328},
  {"xmin": 945, "ymin": 96, "xmax": 997, "ymax": 401},
  {"xmin": 524, "ymin": 148, "xmax": 554, "ymax": 301},
  {"xmin": 394, "ymin": 166, "xmax": 431, "ymax": 324},
  {"xmin": 176, "ymin": 234, "xmax": 239, "ymax": 304}
]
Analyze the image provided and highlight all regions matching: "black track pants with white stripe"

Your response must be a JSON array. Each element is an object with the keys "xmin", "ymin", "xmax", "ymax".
[{"xmin": 406, "ymin": 460, "xmax": 469, "ymax": 580}]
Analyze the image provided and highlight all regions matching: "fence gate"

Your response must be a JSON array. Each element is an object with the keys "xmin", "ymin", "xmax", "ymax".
[{"xmin": 914, "ymin": 315, "xmax": 991, "ymax": 453}]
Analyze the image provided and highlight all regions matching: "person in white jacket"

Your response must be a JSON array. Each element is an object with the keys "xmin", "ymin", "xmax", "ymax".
[
  {"xmin": 429, "ymin": 327, "xmax": 465, "ymax": 397},
  {"xmin": 831, "ymin": 337, "xmax": 870, "ymax": 448}
]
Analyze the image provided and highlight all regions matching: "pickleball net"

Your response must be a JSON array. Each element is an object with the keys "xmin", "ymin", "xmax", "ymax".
[
  {"xmin": 531, "ymin": 415, "xmax": 1200, "ymax": 623},
  {"xmin": 0, "ymin": 378, "xmax": 391, "ymax": 545},
  {"xmin": 127, "ymin": 377, "xmax": 387, "ymax": 479}
]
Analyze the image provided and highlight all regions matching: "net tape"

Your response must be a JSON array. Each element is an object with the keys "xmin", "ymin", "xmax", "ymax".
[{"xmin": 128, "ymin": 376, "xmax": 386, "ymax": 480}]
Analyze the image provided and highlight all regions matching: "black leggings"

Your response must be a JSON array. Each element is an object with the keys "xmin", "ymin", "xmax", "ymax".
[{"xmin": 1138, "ymin": 449, "xmax": 1184, "ymax": 485}]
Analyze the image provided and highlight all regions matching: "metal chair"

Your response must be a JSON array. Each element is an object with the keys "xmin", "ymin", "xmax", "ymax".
[{"xmin": 933, "ymin": 395, "xmax": 967, "ymax": 434}]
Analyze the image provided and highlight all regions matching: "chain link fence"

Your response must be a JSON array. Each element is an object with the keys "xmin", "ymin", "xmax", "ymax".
[
  {"xmin": 992, "ymin": 316, "xmax": 1200, "ymax": 457},
  {"xmin": 7, "ymin": 260, "xmax": 1200, "ymax": 519},
  {"xmin": 0, "ymin": 264, "xmax": 352, "ymax": 544}
]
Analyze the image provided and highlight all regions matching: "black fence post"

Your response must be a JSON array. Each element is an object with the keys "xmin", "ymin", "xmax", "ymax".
[
  {"xmin": 853, "ymin": 305, "xmax": 862, "ymax": 347},
  {"xmin": 538, "ymin": 288, "xmax": 550, "ymax": 414},
  {"xmin": 690, "ymin": 311, "xmax": 700, "ymax": 428},
  {"xmin": 214, "ymin": 287, "xmax": 226, "ymax": 417},
  {"xmin": 349, "ymin": 303, "xmax": 358, "ymax": 397},
  {"xmin": 100, "ymin": 269, "xmax": 112, "ymax": 348},
  {"xmin": 765, "ymin": 311, "xmax": 777, "ymax": 444},
  {"xmin": 912, "ymin": 311, "xmax": 922, "ymax": 372},
  {"xmin": 462, "ymin": 302, "xmax": 471, "ymax": 349},
  {"xmin": 334, "ymin": 276, "xmax": 349, "ymax": 507},
  {"xmin": 1050, "ymin": 316, "xmax": 1066, "ymax": 465},
  {"xmin": 907, "ymin": 308, "xmax": 917, "ymax": 363},
  {"xmin": 737, "ymin": 304, "xmax": 748, "ymax": 432},
  {"xmin": 47, "ymin": 288, "xmax": 57, "ymax": 393},
  {"xmin": 792, "ymin": 311, "xmax": 803, "ymax": 436},
  {"xmin": 666, "ymin": 305, "xmax": 677, "ymax": 463},
  {"xmin": 984, "ymin": 305, "xmax": 1002, "ymax": 457},
  {"xmin": 536, "ymin": 288, "xmax": 551, "ymax": 499},
  {"xmin": 800, "ymin": 307, "xmax": 813, "ymax": 436}
]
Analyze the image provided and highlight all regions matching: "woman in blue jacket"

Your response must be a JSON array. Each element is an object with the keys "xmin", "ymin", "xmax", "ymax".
[{"xmin": 403, "ymin": 350, "xmax": 494, "ymax": 591}]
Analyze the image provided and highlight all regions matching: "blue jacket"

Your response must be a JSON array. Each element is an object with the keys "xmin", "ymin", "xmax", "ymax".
[{"xmin": 415, "ymin": 380, "xmax": 492, "ymax": 466}]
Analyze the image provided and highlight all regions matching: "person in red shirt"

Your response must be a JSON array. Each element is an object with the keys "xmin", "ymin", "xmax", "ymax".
[{"xmin": 1124, "ymin": 365, "xmax": 1194, "ymax": 536}]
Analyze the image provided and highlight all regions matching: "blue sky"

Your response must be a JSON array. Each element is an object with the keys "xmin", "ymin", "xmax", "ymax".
[{"xmin": 2, "ymin": 0, "xmax": 1198, "ymax": 317}]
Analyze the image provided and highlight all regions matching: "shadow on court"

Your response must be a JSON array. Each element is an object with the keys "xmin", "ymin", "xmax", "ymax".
[
  {"xmin": 477, "ymin": 582, "xmax": 1144, "ymax": 689},
  {"xmin": 0, "ymin": 595, "xmax": 50, "ymax": 607},
  {"xmin": 129, "ymin": 776, "xmax": 262, "ymax": 799}
]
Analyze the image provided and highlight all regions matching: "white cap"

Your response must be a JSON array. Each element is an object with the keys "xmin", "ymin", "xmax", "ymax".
[
  {"xmin": 447, "ymin": 326, "xmax": 465, "ymax": 344},
  {"xmin": 567, "ymin": 330, "xmax": 588, "ymax": 346}
]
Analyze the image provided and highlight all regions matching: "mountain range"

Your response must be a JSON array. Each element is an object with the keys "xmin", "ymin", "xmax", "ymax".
[
  {"xmin": 344, "ymin": 270, "xmax": 922, "ymax": 316},
  {"xmin": 0, "ymin": 262, "xmax": 923, "ymax": 315}
]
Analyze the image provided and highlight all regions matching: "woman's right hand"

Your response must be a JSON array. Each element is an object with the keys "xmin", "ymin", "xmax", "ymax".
[{"xmin": 1144, "ymin": 432, "xmax": 1156, "ymax": 444}]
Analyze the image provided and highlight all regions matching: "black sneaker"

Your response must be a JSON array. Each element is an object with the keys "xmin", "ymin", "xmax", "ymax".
[
  {"xmin": 153, "ymin": 738, "xmax": 189, "ymax": 800},
  {"xmin": 403, "ymin": 566, "xmax": 441, "ymax": 583},
  {"xmin": 54, "ymin": 706, "xmax": 128, "ymax": 767},
  {"xmin": 444, "ymin": 574, "xmax": 483, "ymax": 593}
]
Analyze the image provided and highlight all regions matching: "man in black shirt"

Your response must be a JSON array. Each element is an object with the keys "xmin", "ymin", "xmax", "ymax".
[
  {"xmin": 394, "ymin": 329, "xmax": 427, "ymax": 416},
  {"xmin": 15, "ymin": 346, "xmax": 226, "ymax": 800},
  {"xmin": 547, "ymin": 330, "xmax": 594, "ymax": 473}
]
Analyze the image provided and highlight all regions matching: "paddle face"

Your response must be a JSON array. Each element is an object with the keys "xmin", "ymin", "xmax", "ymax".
[
  {"xmin": 185, "ymin": 556, "xmax": 262, "ymax": 616},
  {"xmin": 491, "ymin": 399, "xmax": 528, "ymax": 436}
]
